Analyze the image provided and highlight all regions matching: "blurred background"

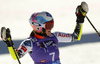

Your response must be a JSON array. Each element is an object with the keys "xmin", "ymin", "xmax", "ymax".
[{"xmin": 0, "ymin": 0, "xmax": 100, "ymax": 64}]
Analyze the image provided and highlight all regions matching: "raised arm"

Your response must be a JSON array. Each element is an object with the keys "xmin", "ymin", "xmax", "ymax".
[
  {"xmin": 1, "ymin": 27, "xmax": 19, "ymax": 60},
  {"xmin": 72, "ymin": 2, "xmax": 88, "ymax": 41},
  {"xmin": 54, "ymin": 2, "xmax": 88, "ymax": 42},
  {"xmin": 0, "ymin": 27, "xmax": 32, "ymax": 61}
]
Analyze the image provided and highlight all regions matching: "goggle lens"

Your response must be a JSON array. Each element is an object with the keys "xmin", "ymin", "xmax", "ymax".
[{"xmin": 45, "ymin": 21, "xmax": 54, "ymax": 30}]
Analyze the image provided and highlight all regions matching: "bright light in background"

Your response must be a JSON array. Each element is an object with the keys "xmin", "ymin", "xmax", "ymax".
[{"xmin": 0, "ymin": 0, "xmax": 100, "ymax": 40}]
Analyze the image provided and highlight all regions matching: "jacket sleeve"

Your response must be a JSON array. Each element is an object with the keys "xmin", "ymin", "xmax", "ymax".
[
  {"xmin": 17, "ymin": 39, "xmax": 33, "ymax": 58},
  {"xmin": 8, "ymin": 38, "xmax": 33, "ymax": 60},
  {"xmin": 72, "ymin": 23, "xmax": 83, "ymax": 41},
  {"xmin": 54, "ymin": 23, "xmax": 83, "ymax": 42},
  {"xmin": 54, "ymin": 32, "xmax": 72, "ymax": 42}
]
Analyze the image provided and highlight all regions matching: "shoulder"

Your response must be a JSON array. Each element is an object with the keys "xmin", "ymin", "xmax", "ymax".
[
  {"xmin": 29, "ymin": 36, "xmax": 38, "ymax": 42},
  {"xmin": 21, "ymin": 38, "xmax": 32, "ymax": 47},
  {"xmin": 18, "ymin": 38, "xmax": 33, "ymax": 54}
]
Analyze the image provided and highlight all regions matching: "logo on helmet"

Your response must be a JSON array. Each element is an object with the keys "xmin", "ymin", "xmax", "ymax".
[{"xmin": 46, "ymin": 12, "xmax": 52, "ymax": 17}]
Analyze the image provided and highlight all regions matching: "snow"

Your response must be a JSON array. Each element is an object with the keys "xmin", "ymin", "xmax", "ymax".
[{"xmin": 0, "ymin": 0, "xmax": 100, "ymax": 64}]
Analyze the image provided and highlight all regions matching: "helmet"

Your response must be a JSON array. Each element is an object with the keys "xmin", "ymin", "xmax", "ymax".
[{"xmin": 29, "ymin": 11, "xmax": 54, "ymax": 33}]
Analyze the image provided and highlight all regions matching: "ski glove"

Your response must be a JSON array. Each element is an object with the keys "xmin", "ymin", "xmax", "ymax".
[
  {"xmin": 1, "ymin": 27, "xmax": 13, "ymax": 47},
  {"xmin": 76, "ymin": 2, "xmax": 89, "ymax": 23}
]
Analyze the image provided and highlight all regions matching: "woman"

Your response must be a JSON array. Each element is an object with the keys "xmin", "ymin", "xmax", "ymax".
[{"xmin": 1, "ymin": 2, "xmax": 88, "ymax": 64}]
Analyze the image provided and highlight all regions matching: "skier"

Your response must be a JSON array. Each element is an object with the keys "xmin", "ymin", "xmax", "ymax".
[{"xmin": 1, "ymin": 2, "xmax": 88, "ymax": 64}]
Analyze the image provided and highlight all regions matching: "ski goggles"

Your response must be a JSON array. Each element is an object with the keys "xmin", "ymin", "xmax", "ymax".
[
  {"xmin": 45, "ymin": 20, "xmax": 54, "ymax": 30},
  {"xmin": 29, "ymin": 20, "xmax": 54, "ymax": 30}
]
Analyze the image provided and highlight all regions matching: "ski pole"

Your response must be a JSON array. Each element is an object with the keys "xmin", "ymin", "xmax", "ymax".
[
  {"xmin": 85, "ymin": 16, "xmax": 100, "ymax": 37},
  {"xmin": 80, "ymin": 2, "xmax": 100, "ymax": 37},
  {"xmin": 10, "ymin": 40, "xmax": 21, "ymax": 64},
  {"xmin": 13, "ymin": 47, "xmax": 21, "ymax": 64},
  {"xmin": 80, "ymin": 9, "xmax": 100, "ymax": 37},
  {"xmin": 1, "ymin": 27, "xmax": 21, "ymax": 64}
]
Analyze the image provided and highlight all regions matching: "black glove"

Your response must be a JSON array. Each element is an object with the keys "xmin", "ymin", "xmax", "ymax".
[
  {"xmin": 1, "ymin": 27, "xmax": 13, "ymax": 47},
  {"xmin": 76, "ymin": 2, "xmax": 89, "ymax": 23}
]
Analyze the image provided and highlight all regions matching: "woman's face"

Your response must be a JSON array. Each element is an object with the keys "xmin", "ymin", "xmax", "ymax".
[{"xmin": 45, "ymin": 29, "xmax": 51, "ymax": 36}]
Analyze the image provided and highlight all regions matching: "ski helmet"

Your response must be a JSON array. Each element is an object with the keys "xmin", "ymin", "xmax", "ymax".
[{"xmin": 29, "ymin": 11, "xmax": 54, "ymax": 33}]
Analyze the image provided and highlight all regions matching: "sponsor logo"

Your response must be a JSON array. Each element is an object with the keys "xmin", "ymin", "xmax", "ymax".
[
  {"xmin": 36, "ymin": 42, "xmax": 40, "ymax": 46},
  {"xmin": 32, "ymin": 38, "xmax": 37, "ymax": 42},
  {"xmin": 24, "ymin": 41, "xmax": 31, "ymax": 47},
  {"xmin": 36, "ymin": 40, "xmax": 56, "ymax": 48},
  {"xmin": 40, "ymin": 59, "xmax": 46, "ymax": 63},
  {"xmin": 45, "ymin": 41, "xmax": 53, "ymax": 46},
  {"xmin": 58, "ymin": 33, "xmax": 71, "ymax": 37},
  {"xmin": 18, "ymin": 46, "xmax": 27, "ymax": 52},
  {"xmin": 43, "ymin": 40, "xmax": 55, "ymax": 47},
  {"xmin": 46, "ymin": 12, "xmax": 52, "ymax": 17}
]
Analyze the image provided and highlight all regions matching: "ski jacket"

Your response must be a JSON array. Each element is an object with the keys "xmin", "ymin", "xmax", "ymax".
[
  {"xmin": 8, "ymin": 23, "xmax": 83, "ymax": 64},
  {"xmin": 18, "ymin": 32, "xmax": 72, "ymax": 64}
]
